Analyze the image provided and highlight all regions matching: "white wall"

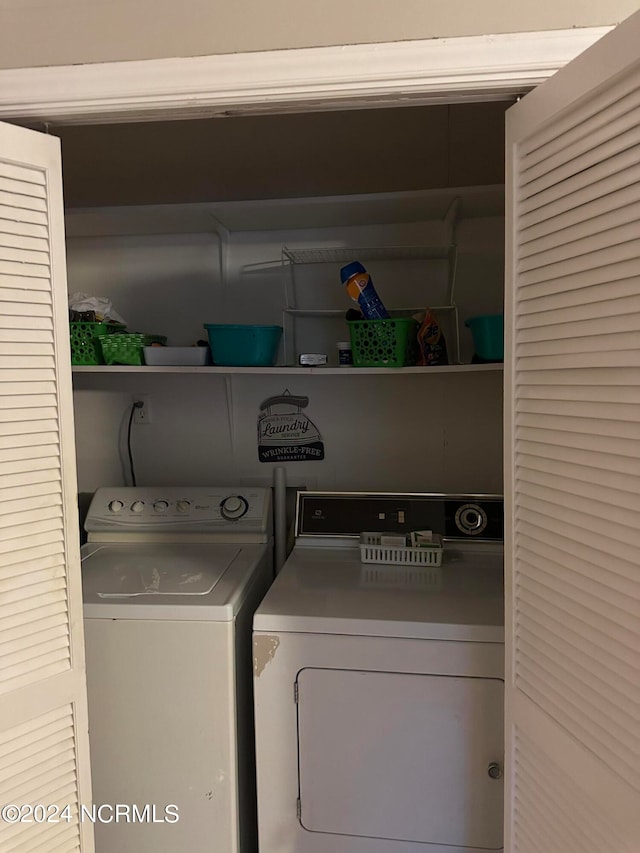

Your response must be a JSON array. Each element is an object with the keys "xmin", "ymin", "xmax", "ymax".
[
  {"xmin": 72, "ymin": 372, "xmax": 504, "ymax": 495},
  {"xmin": 68, "ymin": 211, "xmax": 505, "ymax": 496},
  {"xmin": 0, "ymin": 0, "xmax": 638, "ymax": 69}
]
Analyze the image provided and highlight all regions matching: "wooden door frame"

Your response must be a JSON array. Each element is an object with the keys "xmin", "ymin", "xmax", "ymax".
[{"xmin": 0, "ymin": 28, "xmax": 610, "ymax": 126}]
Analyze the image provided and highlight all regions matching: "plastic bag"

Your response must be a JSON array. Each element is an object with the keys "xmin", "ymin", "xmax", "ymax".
[{"xmin": 68, "ymin": 293, "xmax": 126, "ymax": 325}]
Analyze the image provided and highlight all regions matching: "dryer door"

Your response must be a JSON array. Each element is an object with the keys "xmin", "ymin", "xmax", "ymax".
[{"xmin": 296, "ymin": 667, "xmax": 504, "ymax": 849}]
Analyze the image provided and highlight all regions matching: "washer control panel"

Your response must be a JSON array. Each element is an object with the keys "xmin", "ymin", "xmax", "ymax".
[{"xmin": 86, "ymin": 487, "xmax": 270, "ymax": 536}]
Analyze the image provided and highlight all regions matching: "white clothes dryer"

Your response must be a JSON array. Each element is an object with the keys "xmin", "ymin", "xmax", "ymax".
[
  {"xmin": 81, "ymin": 486, "xmax": 273, "ymax": 853},
  {"xmin": 253, "ymin": 491, "xmax": 504, "ymax": 853}
]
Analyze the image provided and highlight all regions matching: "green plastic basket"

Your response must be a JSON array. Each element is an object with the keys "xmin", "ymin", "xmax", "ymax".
[
  {"xmin": 98, "ymin": 333, "xmax": 167, "ymax": 366},
  {"xmin": 69, "ymin": 322, "xmax": 126, "ymax": 365},
  {"xmin": 348, "ymin": 318, "xmax": 418, "ymax": 367}
]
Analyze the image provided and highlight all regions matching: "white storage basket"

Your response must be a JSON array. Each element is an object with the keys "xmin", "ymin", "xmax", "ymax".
[{"xmin": 359, "ymin": 533, "xmax": 443, "ymax": 567}]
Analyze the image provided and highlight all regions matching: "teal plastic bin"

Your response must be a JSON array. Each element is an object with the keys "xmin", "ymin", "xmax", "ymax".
[
  {"xmin": 204, "ymin": 324, "xmax": 282, "ymax": 366},
  {"xmin": 465, "ymin": 314, "xmax": 504, "ymax": 362}
]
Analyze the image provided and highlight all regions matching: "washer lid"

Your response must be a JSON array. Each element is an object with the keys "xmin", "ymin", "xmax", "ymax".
[
  {"xmin": 81, "ymin": 542, "xmax": 269, "ymax": 621},
  {"xmin": 82, "ymin": 544, "xmax": 239, "ymax": 597}
]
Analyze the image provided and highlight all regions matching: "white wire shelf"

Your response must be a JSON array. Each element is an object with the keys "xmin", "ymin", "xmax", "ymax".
[{"xmin": 282, "ymin": 245, "xmax": 453, "ymax": 264}]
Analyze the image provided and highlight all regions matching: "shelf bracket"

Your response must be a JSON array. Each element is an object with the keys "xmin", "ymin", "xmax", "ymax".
[
  {"xmin": 443, "ymin": 196, "xmax": 460, "ymax": 248},
  {"xmin": 208, "ymin": 212, "xmax": 231, "ymax": 288},
  {"xmin": 224, "ymin": 374, "xmax": 236, "ymax": 456}
]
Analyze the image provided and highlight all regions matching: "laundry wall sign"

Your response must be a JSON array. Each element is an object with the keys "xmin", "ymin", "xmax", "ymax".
[{"xmin": 258, "ymin": 390, "xmax": 325, "ymax": 463}]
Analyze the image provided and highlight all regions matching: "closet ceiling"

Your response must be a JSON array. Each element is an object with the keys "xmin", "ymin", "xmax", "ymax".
[{"xmin": 56, "ymin": 101, "xmax": 509, "ymax": 208}]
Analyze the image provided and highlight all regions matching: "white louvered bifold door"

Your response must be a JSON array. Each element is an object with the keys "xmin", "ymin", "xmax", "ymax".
[
  {"xmin": 0, "ymin": 122, "xmax": 94, "ymax": 851},
  {"xmin": 504, "ymin": 10, "xmax": 640, "ymax": 853}
]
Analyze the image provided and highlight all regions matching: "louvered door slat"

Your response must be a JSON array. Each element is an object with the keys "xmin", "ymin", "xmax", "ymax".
[
  {"xmin": 0, "ymin": 597, "xmax": 66, "ymax": 631},
  {"xmin": 0, "ymin": 651, "xmax": 70, "ymax": 694},
  {"xmin": 0, "ymin": 760, "xmax": 77, "ymax": 807},
  {"xmin": 0, "ymin": 246, "xmax": 50, "ymax": 267},
  {"xmin": 519, "ymin": 439, "xmax": 640, "ymax": 477},
  {"xmin": 0, "ymin": 482, "xmax": 60, "ymax": 509},
  {"xmin": 0, "ymin": 190, "xmax": 47, "ymax": 213},
  {"xmin": 517, "ymin": 491, "xmax": 640, "ymax": 550},
  {"xmin": 520, "ymin": 181, "xmax": 640, "ymax": 245},
  {"xmin": 519, "ymin": 263, "xmax": 639, "ymax": 305},
  {"xmin": 517, "ymin": 351, "xmax": 640, "ymax": 369},
  {"xmin": 0, "ymin": 468, "xmax": 61, "ymax": 492},
  {"xmin": 0, "ymin": 232, "xmax": 49, "ymax": 253},
  {"xmin": 0, "ymin": 379, "xmax": 56, "ymax": 394},
  {"xmin": 506, "ymin": 16, "xmax": 640, "ymax": 849},
  {"xmin": 0, "ymin": 505, "xmax": 62, "ymax": 533},
  {"xmin": 518, "ymin": 609, "xmax": 639, "ymax": 690},
  {"xmin": 0, "ymin": 121, "xmax": 93, "ymax": 850},
  {"xmin": 522, "ymin": 64, "xmax": 640, "ymax": 159},
  {"xmin": 518, "ymin": 411, "xmax": 640, "ymax": 440},
  {"xmin": 520, "ymin": 216, "xmax": 640, "ymax": 270},
  {"xmin": 0, "ymin": 448, "xmax": 60, "ymax": 470},
  {"xmin": 0, "ymin": 163, "xmax": 46, "ymax": 186},
  {"xmin": 517, "ymin": 666, "xmax": 639, "ymax": 788},
  {"xmin": 520, "ymin": 127, "xmax": 640, "ymax": 202},
  {"xmin": 517, "ymin": 641, "xmax": 638, "ymax": 759},
  {"xmin": 520, "ymin": 161, "xmax": 640, "ymax": 233},
  {"xmin": 21, "ymin": 825, "xmax": 82, "ymax": 853},
  {"xmin": 0, "ymin": 275, "xmax": 53, "ymax": 293},
  {"xmin": 519, "ymin": 456, "xmax": 640, "ymax": 509},
  {"xmin": 5, "ymin": 819, "xmax": 79, "ymax": 853},
  {"xmin": 514, "ymin": 733, "xmax": 627, "ymax": 851},
  {"xmin": 521, "ymin": 79, "xmax": 640, "ymax": 179},
  {"xmin": 518, "ymin": 529, "xmax": 638, "ymax": 595},
  {"xmin": 525, "ymin": 584, "xmax": 638, "ymax": 676},
  {"xmin": 519, "ymin": 241, "xmax": 640, "ymax": 288},
  {"xmin": 0, "ymin": 343, "xmax": 55, "ymax": 358},
  {"xmin": 0, "ymin": 621, "xmax": 67, "ymax": 657},
  {"xmin": 0, "ymin": 204, "xmax": 48, "ymax": 226},
  {"xmin": 1, "ymin": 393, "xmax": 58, "ymax": 409},
  {"xmin": 518, "ymin": 291, "xmax": 640, "ymax": 330},
  {"xmin": 518, "ymin": 397, "xmax": 640, "ymax": 425},
  {"xmin": 519, "ymin": 144, "xmax": 640, "ymax": 218},
  {"xmin": 0, "ymin": 317, "xmax": 55, "ymax": 332},
  {"xmin": 0, "ymin": 260, "xmax": 50, "ymax": 278},
  {"xmin": 517, "ymin": 506, "xmax": 638, "ymax": 567},
  {"xmin": 0, "ymin": 176, "xmax": 47, "ymax": 200},
  {"xmin": 520, "ymin": 197, "xmax": 640, "ymax": 259},
  {"xmin": 0, "ymin": 418, "xmax": 57, "ymax": 437},
  {"xmin": 518, "ymin": 450, "xmax": 639, "ymax": 496},
  {"xmin": 0, "ymin": 630, "xmax": 70, "ymax": 677},
  {"xmin": 518, "ymin": 328, "xmax": 640, "ymax": 356},
  {"xmin": 0, "ymin": 218, "xmax": 48, "ymax": 240}
]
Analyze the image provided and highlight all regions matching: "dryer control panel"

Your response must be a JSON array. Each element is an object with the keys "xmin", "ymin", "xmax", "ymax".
[
  {"xmin": 296, "ymin": 492, "xmax": 503, "ymax": 541},
  {"xmin": 85, "ymin": 487, "xmax": 271, "ymax": 539}
]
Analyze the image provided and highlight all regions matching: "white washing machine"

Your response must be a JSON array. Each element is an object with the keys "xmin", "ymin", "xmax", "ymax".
[
  {"xmin": 253, "ymin": 491, "xmax": 504, "ymax": 853},
  {"xmin": 81, "ymin": 486, "xmax": 273, "ymax": 853}
]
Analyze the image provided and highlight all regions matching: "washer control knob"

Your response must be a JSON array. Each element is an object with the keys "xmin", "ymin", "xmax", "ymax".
[
  {"xmin": 108, "ymin": 500, "xmax": 124, "ymax": 513},
  {"xmin": 153, "ymin": 500, "xmax": 169, "ymax": 513},
  {"xmin": 488, "ymin": 762, "xmax": 503, "ymax": 780},
  {"xmin": 176, "ymin": 500, "xmax": 191, "ymax": 513},
  {"xmin": 131, "ymin": 500, "xmax": 145, "ymax": 513},
  {"xmin": 220, "ymin": 496, "xmax": 248, "ymax": 520}
]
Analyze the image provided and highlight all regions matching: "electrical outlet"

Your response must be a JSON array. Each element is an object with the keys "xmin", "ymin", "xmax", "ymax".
[{"xmin": 133, "ymin": 396, "xmax": 152, "ymax": 424}]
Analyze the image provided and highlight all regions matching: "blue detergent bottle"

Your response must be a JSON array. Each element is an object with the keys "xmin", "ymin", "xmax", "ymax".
[{"xmin": 340, "ymin": 261, "xmax": 390, "ymax": 320}]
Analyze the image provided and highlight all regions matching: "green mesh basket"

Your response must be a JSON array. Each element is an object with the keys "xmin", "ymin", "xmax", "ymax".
[
  {"xmin": 98, "ymin": 333, "xmax": 167, "ymax": 366},
  {"xmin": 70, "ymin": 322, "xmax": 126, "ymax": 365},
  {"xmin": 348, "ymin": 318, "xmax": 418, "ymax": 367}
]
